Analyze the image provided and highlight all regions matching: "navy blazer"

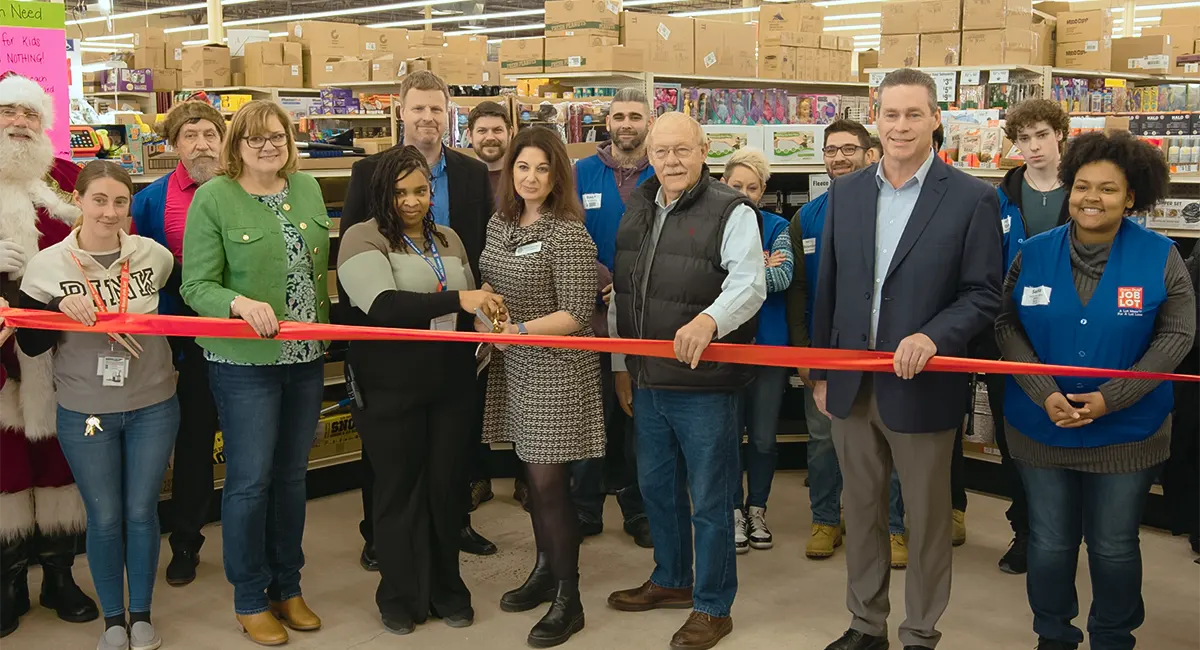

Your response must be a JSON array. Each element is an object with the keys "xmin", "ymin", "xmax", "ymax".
[{"xmin": 810, "ymin": 156, "xmax": 1003, "ymax": 433}]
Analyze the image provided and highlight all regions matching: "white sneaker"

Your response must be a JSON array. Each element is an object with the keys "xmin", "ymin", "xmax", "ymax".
[
  {"xmin": 97, "ymin": 626, "xmax": 129, "ymax": 650},
  {"xmin": 130, "ymin": 622, "xmax": 162, "ymax": 650},
  {"xmin": 734, "ymin": 509, "xmax": 749, "ymax": 554},
  {"xmin": 747, "ymin": 506, "xmax": 773, "ymax": 550}
]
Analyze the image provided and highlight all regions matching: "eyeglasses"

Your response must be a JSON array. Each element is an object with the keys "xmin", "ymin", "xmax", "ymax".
[
  {"xmin": 822, "ymin": 144, "xmax": 864, "ymax": 158},
  {"xmin": 0, "ymin": 106, "xmax": 42, "ymax": 124},
  {"xmin": 244, "ymin": 133, "xmax": 288, "ymax": 149},
  {"xmin": 649, "ymin": 145, "xmax": 696, "ymax": 161}
]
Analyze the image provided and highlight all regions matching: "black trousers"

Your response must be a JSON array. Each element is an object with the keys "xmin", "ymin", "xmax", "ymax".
[
  {"xmin": 167, "ymin": 336, "xmax": 221, "ymax": 553},
  {"xmin": 984, "ymin": 372, "xmax": 1028, "ymax": 533},
  {"xmin": 354, "ymin": 389, "xmax": 474, "ymax": 621}
]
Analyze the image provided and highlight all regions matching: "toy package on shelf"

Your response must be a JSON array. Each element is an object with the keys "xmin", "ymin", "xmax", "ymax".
[
  {"xmin": 762, "ymin": 90, "xmax": 789, "ymax": 125},
  {"xmin": 567, "ymin": 101, "xmax": 610, "ymax": 143},
  {"xmin": 655, "ymin": 85, "xmax": 681, "ymax": 116},
  {"xmin": 515, "ymin": 98, "xmax": 568, "ymax": 142},
  {"xmin": 700, "ymin": 125, "xmax": 764, "ymax": 165},
  {"xmin": 764, "ymin": 124, "xmax": 824, "ymax": 164},
  {"xmin": 787, "ymin": 94, "xmax": 815, "ymax": 124}
]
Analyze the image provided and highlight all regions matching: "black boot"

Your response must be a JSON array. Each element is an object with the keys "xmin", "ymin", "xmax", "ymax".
[
  {"xmin": 36, "ymin": 533, "xmax": 98, "ymax": 623},
  {"xmin": 1, "ymin": 536, "xmax": 32, "ymax": 638},
  {"xmin": 500, "ymin": 552, "xmax": 557, "ymax": 613},
  {"xmin": 527, "ymin": 579, "xmax": 584, "ymax": 648}
]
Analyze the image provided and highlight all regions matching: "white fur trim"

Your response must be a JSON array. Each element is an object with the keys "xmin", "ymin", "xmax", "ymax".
[
  {"xmin": 33, "ymin": 484, "xmax": 86, "ymax": 535},
  {"xmin": 31, "ymin": 179, "xmax": 80, "ymax": 225},
  {"xmin": 0, "ymin": 489, "xmax": 35, "ymax": 541},
  {"xmin": 0, "ymin": 379, "xmax": 21, "ymax": 430},
  {"xmin": 0, "ymin": 181, "xmax": 40, "ymax": 280},
  {"xmin": 0, "ymin": 74, "xmax": 54, "ymax": 131},
  {"xmin": 15, "ymin": 347, "xmax": 56, "ymax": 441}
]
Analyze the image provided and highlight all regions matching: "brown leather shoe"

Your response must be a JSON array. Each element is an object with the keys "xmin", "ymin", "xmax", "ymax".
[
  {"xmin": 236, "ymin": 612, "xmax": 288, "ymax": 646},
  {"xmin": 670, "ymin": 611, "xmax": 733, "ymax": 650},
  {"xmin": 269, "ymin": 596, "xmax": 322, "ymax": 631},
  {"xmin": 607, "ymin": 581, "xmax": 693, "ymax": 612}
]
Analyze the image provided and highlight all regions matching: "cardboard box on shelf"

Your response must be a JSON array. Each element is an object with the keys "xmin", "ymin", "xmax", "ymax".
[
  {"xmin": 757, "ymin": 3, "xmax": 824, "ymax": 46},
  {"xmin": 499, "ymin": 38, "xmax": 545, "ymax": 75},
  {"xmin": 819, "ymin": 34, "xmax": 838, "ymax": 50},
  {"xmin": 838, "ymin": 37, "xmax": 854, "ymax": 51},
  {"xmin": 445, "ymin": 34, "xmax": 489, "ymax": 60},
  {"xmin": 410, "ymin": 29, "xmax": 445, "ymax": 47},
  {"xmin": 920, "ymin": 32, "xmax": 961, "ymax": 67},
  {"xmin": 483, "ymin": 60, "xmax": 501, "ymax": 85},
  {"xmin": 1032, "ymin": 19, "xmax": 1054, "ymax": 65},
  {"xmin": 181, "ymin": 45, "xmax": 231, "ymax": 88},
  {"xmin": 230, "ymin": 56, "xmax": 245, "ymax": 78},
  {"xmin": 880, "ymin": 34, "xmax": 921, "ymax": 68},
  {"xmin": 758, "ymin": 46, "xmax": 797, "ymax": 80},
  {"xmin": 244, "ymin": 41, "xmax": 283, "ymax": 66},
  {"xmin": 1056, "ymin": 37, "xmax": 1112, "ymax": 71},
  {"xmin": 307, "ymin": 55, "xmax": 349, "ymax": 87},
  {"xmin": 359, "ymin": 28, "xmax": 408, "ymax": 57},
  {"xmin": 131, "ymin": 47, "xmax": 165, "ymax": 71},
  {"xmin": 693, "ymin": 19, "xmax": 757, "ymax": 78},
  {"xmin": 246, "ymin": 64, "xmax": 286, "ymax": 88},
  {"xmin": 784, "ymin": 32, "xmax": 822, "ymax": 50},
  {"xmin": 1112, "ymin": 35, "xmax": 1172, "ymax": 74},
  {"xmin": 858, "ymin": 49, "xmax": 879, "ymax": 81},
  {"xmin": 165, "ymin": 43, "xmax": 183, "ymax": 71},
  {"xmin": 131, "ymin": 27, "xmax": 165, "ymax": 49},
  {"xmin": 620, "ymin": 13, "xmax": 694, "ymax": 76},
  {"xmin": 149, "ymin": 68, "xmax": 179, "ymax": 92},
  {"xmin": 1160, "ymin": 7, "xmax": 1200, "ymax": 26},
  {"xmin": 231, "ymin": 72, "xmax": 246, "ymax": 87},
  {"xmin": 961, "ymin": 28, "xmax": 1035, "ymax": 65},
  {"xmin": 288, "ymin": 21, "xmax": 360, "ymax": 55},
  {"xmin": 432, "ymin": 56, "xmax": 485, "ymax": 85},
  {"xmin": 544, "ymin": 37, "xmax": 643, "ymax": 72},
  {"xmin": 370, "ymin": 55, "xmax": 402, "ymax": 81},
  {"xmin": 882, "ymin": 0, "xmax": 921, "ymax": 35},
  {"xmin": 544, "ymin": 0, "xmax": 621, "ymax": 38},
  {"xmin": 1140, "ymin": 27, "xmax": 1200, "ymax": 75},
  {"xmin": 963, "ymin": 0, "xmax": 1032, "ymax": 31},
  {"xmin": 332, "ymin": 57, "xmax": 372, "ymax": 84},
  {"xmin": 920, "ymin": 0, "xmax": 963, "ymax": 33},
  {"xmin": 794, "ymin": 47, "xmax": 819, "ymax": 80},
  {"xmin": 282, "ymin": 42, "xmax": 303, "ymax": 66},
  {"xmin": 101, "ymin": 68, "xmax": 153, "ymax": 93},
  {"xmin": 1057, "ymin": 9, "xmax": 1112, "ymax": 43}
]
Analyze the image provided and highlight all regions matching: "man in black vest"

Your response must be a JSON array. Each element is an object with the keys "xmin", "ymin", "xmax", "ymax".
[{"xmin": 606, "ymin": 112, "xmax": 766, "ymax": 650}]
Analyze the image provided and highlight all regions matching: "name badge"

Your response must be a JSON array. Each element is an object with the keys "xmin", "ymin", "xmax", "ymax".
[
  {"xmin": 515, "ymin": 241, "xmax": 543, "ymax": 257},
  {"xmin": 1021, "ymin": 285, "xmax": 1052, "ymax": 307},
  {"xmin": 97, "ymin": 351, "xmax": 131, "ymax": 387},
  {"xmin": 1001, "ymin": 216, "xmax": 1012, "ymax": 234},
  {"xmin": 430, "ymin": 314, "xmax": 457, "ymax": 331},
  {"xmin": 802, "ymin": 237, "xmax": 817, "ymax": 255},
  {"xmin": 582, "ymin": 193, "xmax": 602, "ymax": 210}
]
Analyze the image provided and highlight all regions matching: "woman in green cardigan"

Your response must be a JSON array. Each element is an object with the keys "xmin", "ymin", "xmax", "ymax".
[{"xmin": 181, "ymin": 100, "xmax": 330, "ymax": 647}]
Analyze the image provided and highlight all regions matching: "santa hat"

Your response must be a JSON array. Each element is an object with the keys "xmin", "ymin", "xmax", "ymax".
[{"xmin": 0, "ymin": 72, "xmax": 54, "ymax": 130}]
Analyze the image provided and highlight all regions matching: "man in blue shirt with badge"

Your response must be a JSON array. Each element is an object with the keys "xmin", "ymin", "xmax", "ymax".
[{"xmin": 572, "ymin": 87, "xmax": 656, "ymax": 548}]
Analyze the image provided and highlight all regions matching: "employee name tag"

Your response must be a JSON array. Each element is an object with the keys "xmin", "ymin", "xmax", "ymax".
[
  {"xmin": 515, "ymin": 241, "xmax": 543, "ymax": 256},
  {"xmin": 97, "ymin": 351, "xmax": 131, "ymax": 387},
  {"xmin": 803, "ymin": 237, "xmax": 817, "ymax": 255},
  {"xmin": 1021, "ymin": 285, "xmax": 1052, "ymax": 307},
  {"xmin": 430, "ymin": 314, "xmax": 457, "ymax": 331},
  {"xmin": 1001, "ymin": 216, "xmax": 1011, "ymax": 234},
  {"xmin": 582, "ymin": 193, "xmax": 602, "ymax": 210}
]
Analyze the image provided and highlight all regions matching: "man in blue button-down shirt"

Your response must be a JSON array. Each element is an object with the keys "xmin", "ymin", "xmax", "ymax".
[{"xmin": 809, "ymin": 69, "xmax": 1003, "ymax": 650}]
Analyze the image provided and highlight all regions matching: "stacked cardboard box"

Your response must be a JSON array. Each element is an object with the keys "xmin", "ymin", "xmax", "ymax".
[
  {"xmin": 359, "ymin": 28, "xmax": 408, "ymax": 57},
  {"xmin": 288, "ymin": 20, "xmax": 360, "ymax": 87},
  {"xmin": 1112, "ymin": 36, "xmax": 1173, "ymax": 75},
  {"xmin": 439, "ymin": 34, "xmax": 488, "ymax": 84},
  {"xmin": 880, "ymin": 0, "xmax": 920, "ymax": 67},
  {"xmin": 1055, "ymin": 9, "xmax": 1113, "ymax": 71},
  {"xmin": 242, "ymin": 41, "xmax": 304, "ymax": 87},
  {"xmin": 1142, "ymin": 20, "xmax": 1200, "ymax": 77},
  {"xmin": 545, "ymin": 0, "xmax": 621, "ymax": 40},
  {"xmin": 961, "ymin": 0, "xmax": 1037, "ymax": 65},
  {"xmin": 621, "ymin": 12, "xmax": 694, "ymax": 75},
  {"xmin": 757, "ymin": 3, "xmax": 829, "ymax": 80},
  {"xmin": 500, "ymin": 37, "xmax": 545, "ymax": 75},
  {"xmin": 181, "ymin": 45, "xmax": 231, "ymax": 88},
  {"xmin": 543, "ymin": 1, "xmax": 642, "ymax": 73},
  {"xmin": 694, "ymin": 18, "xmax": 757, "ymax": 77}
]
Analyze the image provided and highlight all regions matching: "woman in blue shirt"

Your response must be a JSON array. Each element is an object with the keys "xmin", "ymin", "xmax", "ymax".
[
  {"xmin": 996, "ymin": 131, "xmax": 1195, "ymax": 650},
  {"xmin": 720, "ymin": 147, "xmax": 793, "ymax": 554}
]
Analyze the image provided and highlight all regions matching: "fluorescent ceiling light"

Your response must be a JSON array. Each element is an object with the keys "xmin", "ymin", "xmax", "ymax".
[
  {"xmin": 79, "ymin": 43, "xmax": 133, "ymax": 51},
  {"xmin": 824, "ymin": 23, "xmax": 881, "ymax": 32},
  {"xmin": 813, "ymin": 0, "xmax": 885, "ymax": 7},
  {"xmin": 67, "ymin": 0, "xmax": 260, "ymax": 26},
  {"xmin": 226, "ymin": 0, "xmax": 460, "ymax": 28},
  {"xmin": 670, "ymin": 6, "xmax": 757, "ymax": 17},
  {"xmin": 444, "ymin": 23, "xmax": 544, "ymax": 36},
  {"xmin": 371, "ymin": 7, "xmax": 544, "ymax": 28},
  {"xmin": 84, "ymin": 33, "xmax": 134, "ymax": 42},
  {"xmin": 853, "ymin": 33, "xmax": 881, "ymax": 40},
  {"xmin": 825, "ymin": 12, "xmax": 881, "ymax": 20},
  {"xmin": 1135, "ymin": 1, "xmax": 1200, "ymax": 10},
  {"xmin": 80, "ymin": 60, "xmax": 128, "ymax": 73},
  {"xmin": 1113, "ymin": 16, "xmax": 1161, "ymax": 23}
]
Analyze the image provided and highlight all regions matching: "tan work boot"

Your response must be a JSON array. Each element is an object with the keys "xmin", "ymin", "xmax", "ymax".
[
  {"xmin": 805, "ymin": 523, "xmax": 843, "ymax": 559},
  {"xmin": 269, "ymin": 596, "xmax": 321, "ymax": 631},
  {"xmin": 890, "ymin": 533, "xmax": 908, "ymax": 569},
  {"xmin": 952, "ymin": 509, "xmax": 967, "ymax": 547},
  {"xmin": 236, "ymin": 611, "xmax": 288, "ymax": 646}
]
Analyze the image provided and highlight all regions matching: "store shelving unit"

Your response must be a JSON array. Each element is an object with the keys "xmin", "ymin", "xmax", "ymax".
[{"xmin": 307, "ymin": 114, "xmax": 391, "ymax": 120}]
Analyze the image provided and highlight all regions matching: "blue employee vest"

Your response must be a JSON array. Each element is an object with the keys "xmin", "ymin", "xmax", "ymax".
[
  {"xmin": 997, "ymin": 184, "xmax": 1028, "ymax": 273},
  {"xmin": 575, "ymin": 155, "xmax": 655, "ymax": 271},
  {"xmin": 1005, "ymin": 220, "xmax": 1175, "ymax": 448},
  {"xmin": 757, "ymin": 210, "xmax": 790, "ymax": 347},
  {"xmin": 797, "ymin": 192, "xmax": 829, "ymax": 335}
]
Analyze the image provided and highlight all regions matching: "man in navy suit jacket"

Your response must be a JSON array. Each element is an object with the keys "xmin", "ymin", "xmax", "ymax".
[{"xmin": 809, "ymin": 69, "xmax": 1003, "ymax": 650}]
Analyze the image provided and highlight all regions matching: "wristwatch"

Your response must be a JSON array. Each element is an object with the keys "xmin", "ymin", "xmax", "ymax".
[{"xmin": 517, "ymin": 322, "xmax": 528, "ymax": 335}]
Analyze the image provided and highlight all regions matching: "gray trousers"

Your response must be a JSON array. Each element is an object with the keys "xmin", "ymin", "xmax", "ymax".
[{"xmin": 831, "ymin": 377, "xmax": 956, "ymax": 648}]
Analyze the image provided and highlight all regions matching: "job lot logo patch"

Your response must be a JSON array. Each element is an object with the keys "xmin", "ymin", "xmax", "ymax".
[{"xmin": 1117, "ymin": 286, "xmax": 1144, "ymax": 316}]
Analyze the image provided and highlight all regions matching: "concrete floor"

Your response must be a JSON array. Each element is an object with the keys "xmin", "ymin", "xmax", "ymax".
[{"xmin": 10, "ymin": 473, "xmax": 1199, "ymax": 650}]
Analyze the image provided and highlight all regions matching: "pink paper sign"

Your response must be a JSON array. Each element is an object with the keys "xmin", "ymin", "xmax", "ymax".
[{"xmin": 1, "ymin": 2, "xmax": 69, "ymax": 157}]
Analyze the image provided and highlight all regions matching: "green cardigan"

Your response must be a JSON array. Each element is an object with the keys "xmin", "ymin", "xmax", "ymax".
[{"xmin": 181, "ymin": 172, "xmax": 331, "ymax": 364}]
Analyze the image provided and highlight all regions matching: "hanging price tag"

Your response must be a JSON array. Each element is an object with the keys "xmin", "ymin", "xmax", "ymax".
[
  {"xmin": 989, "ymin": 69, "xmax": 1010, "ymax": 84},
  {"xmin": 930, "ymin": 71, "xmax": 957, "ymax": 103},
  {"xmin": 868, "ymin": 71, "xmax": 886, "ymax": 87},
  {"xmin": 960, "ymin": 70, "xmax": 981, "ymax": 85}
]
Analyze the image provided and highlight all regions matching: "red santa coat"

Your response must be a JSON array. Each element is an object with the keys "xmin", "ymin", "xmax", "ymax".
[{"xmin": 0, "ymin": 157, "xmax": 87, "ymax": 541}]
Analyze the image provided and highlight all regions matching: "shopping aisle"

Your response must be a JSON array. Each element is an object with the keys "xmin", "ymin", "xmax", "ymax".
[{"xmin": 11, "ymin": 472, "xmax": 1198, "ymax": 650}]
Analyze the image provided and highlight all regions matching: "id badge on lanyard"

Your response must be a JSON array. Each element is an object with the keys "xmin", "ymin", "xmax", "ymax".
[
  {"xmin": 70, "ymin": 253, "xmax": 132, "ymax": 387},
  {"xmin": 402, "ymin": 234, "xmax": 453, "ymax": 330}
]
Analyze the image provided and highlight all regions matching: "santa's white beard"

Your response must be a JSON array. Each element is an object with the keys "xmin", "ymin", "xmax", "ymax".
[{"xmin": 0, "ymin": 127, "xmax": 54, "ymax": 184}]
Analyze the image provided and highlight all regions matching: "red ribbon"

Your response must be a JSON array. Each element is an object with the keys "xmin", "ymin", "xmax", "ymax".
[{"xmin": 1, "ymin": 308, "xmax": 1197, "ymax": 383}]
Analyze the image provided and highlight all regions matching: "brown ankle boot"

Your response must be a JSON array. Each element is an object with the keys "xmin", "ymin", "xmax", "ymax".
[
  {"xmin": 607, "ymin": 581, "xmax": 693, "ymax": 612},
  {"xmin": 269, "ymin": 596, "xmax": 321, "ymax": 631},
  {"xmin": 669, "ymin": 611, "xmax": 732, "ymax": 650},
  {"xmin": 236, "ymin": 611, "xmax": 288, "ymax": 646}
]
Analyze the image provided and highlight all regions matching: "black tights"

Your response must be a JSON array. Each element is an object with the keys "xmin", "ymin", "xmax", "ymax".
[{"xmin": 525, "ymin": 462, "xmax": 580, "ymax": 582}]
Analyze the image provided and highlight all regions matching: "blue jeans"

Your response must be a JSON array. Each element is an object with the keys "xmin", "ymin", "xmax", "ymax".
[
  {"xmin": 735, "ymin": 366, "xmax": 788, "ymax": 509},
  {"xmin": 208, "ymin": 360, "xmax": 324, "ymax": 615},
  {"xmin": 1016, "ymin": 461, "xmax": 1159, "ymax": 650},
  {"xmin": 805, "ymin": 388, "xmax": 905, "ymax": 533},
  {"xmin": 56, "ymin": 397, "xmax": 180, "ymax": 618},
  {"xmin": 634, "ymin": 388, "xmax": 738, "ymax": 617}
]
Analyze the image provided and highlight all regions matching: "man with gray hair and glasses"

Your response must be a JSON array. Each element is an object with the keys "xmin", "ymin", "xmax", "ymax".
[
  {"xmin": 809, "ymin": 68, "xmax": 1003, "ymax": 650},
  {"xmin": 606, "ymin": 112, "xmax": 765, "ymax": 650}
]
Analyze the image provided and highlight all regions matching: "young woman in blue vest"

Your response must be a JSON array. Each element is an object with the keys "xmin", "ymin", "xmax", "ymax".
[
  {"xmin": 996, "ymin": 131, "xmax": 1195, "ymax": 650},
  {"xmin": 720, "ymin": 147, "xmax": 793, "ymax": 554}
]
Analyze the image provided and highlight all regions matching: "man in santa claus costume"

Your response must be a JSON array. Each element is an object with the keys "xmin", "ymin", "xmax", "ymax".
[{"xmin": 0, "ymin": 72, "xmax": 99, "ymax": 637}]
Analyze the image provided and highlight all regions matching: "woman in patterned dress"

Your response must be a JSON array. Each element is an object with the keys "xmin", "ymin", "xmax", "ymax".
[
  {"xmin": 181, "ymin": 101, "xmax": 330, "ymax": 646},
  {"xmin": 479, "ymin": 126, "xmax": 605, "ymax": 648}
]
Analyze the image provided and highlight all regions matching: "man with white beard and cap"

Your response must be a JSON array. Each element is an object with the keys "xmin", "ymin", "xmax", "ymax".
[
  {"xmin": 131, "ymin": 100, "xmax": 226, "ymax": 588},
  {"xmin": 0, "ymin": 71, "xmax": 99, "ymax": 638}
]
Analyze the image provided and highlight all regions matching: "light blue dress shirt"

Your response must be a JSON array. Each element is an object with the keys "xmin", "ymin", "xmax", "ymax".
[
  {"xmin": 871, "ymin": 150, "xmax": 936, "ymax": 347},
  {"xmin": 430, "ymin": 148, "xmax": 450, "ymax": 227}
]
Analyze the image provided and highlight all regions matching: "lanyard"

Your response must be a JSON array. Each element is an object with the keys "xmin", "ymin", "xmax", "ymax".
[
  {"xmin": 69, "ymin": 252, "xmax": 130, "ymax": 315},
  {"xmin": 402, "ymin": 234, "xmax": 447, "ymax": 292}
]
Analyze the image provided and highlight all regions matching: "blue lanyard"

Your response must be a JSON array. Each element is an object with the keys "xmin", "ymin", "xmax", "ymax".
[{"xmin": 402, "ymin": 233, "xmax": 447, "ymax": 291}]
